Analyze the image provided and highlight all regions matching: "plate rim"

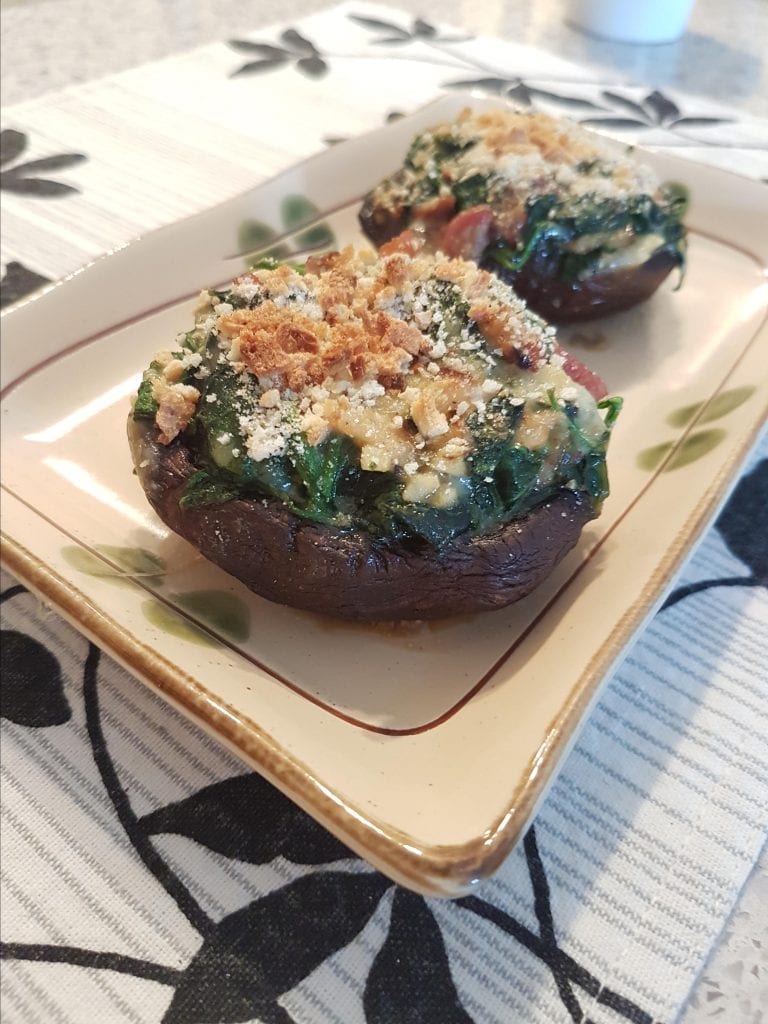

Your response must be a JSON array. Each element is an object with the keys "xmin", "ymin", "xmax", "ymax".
[
  {"xmin": 3, "ymin": 388, "xmax": 766, "ymax": 894},
  {"xmin": 2, "ymin": 94, "xmax": 768, "ymax": 895}
]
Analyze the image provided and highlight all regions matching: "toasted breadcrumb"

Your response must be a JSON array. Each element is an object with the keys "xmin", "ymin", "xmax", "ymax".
[{"xmin": 142, "ymin": 247, "xmax": 607, "ymax": 507}]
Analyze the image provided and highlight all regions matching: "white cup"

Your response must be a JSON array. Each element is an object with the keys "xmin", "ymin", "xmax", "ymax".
[{"xmin": 568, "ymin": 0, "xmax": 697, "ymax": 44}]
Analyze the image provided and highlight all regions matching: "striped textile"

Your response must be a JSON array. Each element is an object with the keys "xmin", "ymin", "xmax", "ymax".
[{"xmin": 1, "ymin": 4, "xmax": 767, "ymax": 1023}]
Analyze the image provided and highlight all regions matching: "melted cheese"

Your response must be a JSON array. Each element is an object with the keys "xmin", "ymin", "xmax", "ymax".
[{"xmin": 145, "ymin": 248, "xmax": 608, "ymax": 510}]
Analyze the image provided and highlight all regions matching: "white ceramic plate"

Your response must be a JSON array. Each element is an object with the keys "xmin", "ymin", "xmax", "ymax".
[{"xmin": 2, "ymin": 95, "xmax": 767, "ymax": 896}]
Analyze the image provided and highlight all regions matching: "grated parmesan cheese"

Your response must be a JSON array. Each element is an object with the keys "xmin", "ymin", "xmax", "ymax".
[{"xmin": 142, "ymin": 245, "xmax": 609, "ymax": 511}]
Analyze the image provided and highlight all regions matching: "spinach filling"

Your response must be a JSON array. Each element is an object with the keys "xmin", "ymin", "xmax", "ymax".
[
  {"xmin": 398, "ymin": 126, "xmax": 687, "ymax": 284},
  {"xmin": 177, "ymin": 390, "xmax": 618, "ymax": 549},
  {"xmin": 404, "ymin": 130, "xmax": 475, "ymax": 204},
  {"xmin": 135, "ymin": 275, "xmax": 620, "ymax": 549},
  {"xmin": 132, "ymin": 332, "xmax": 207, "ymax": 421},
  {"xmin": 485, "ymin": 186, "xmax": 688, "ymax": 282}
]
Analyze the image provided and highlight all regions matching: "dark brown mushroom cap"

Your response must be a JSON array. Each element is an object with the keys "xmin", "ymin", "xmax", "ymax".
[
  {"xmin": 491, "ymin": 247, "xmax": 679, "ymax": 324},
  {"xmin": 129, "ymin": 417, "xmax": 596, "ymax": 621},
  {"xmin": 358, "ymin": 191, "xmax": 411, "ymax": 249},
  {"xmin": 359, "ymin": 182, "xmax": 680, "ymax": 325}
]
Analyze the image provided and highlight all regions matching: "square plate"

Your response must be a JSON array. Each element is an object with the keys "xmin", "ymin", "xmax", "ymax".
[{"xmin": 2, "ymin": 95, "xmax": 767, "ymax": 896}]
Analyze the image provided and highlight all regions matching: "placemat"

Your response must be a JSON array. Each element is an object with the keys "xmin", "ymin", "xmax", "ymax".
[{"xmin": 2, "ymin": 5, "xmax": 767, "ymax": 1022}]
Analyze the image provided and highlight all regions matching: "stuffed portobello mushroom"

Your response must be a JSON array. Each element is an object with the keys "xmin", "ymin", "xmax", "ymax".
[
  {"xmin": 359, "ymin": 107, "xmax": 688, "ymax": 323},
  {"xmin": 129, "ymin": 247, "xmax": 621, "ymax": 620}
]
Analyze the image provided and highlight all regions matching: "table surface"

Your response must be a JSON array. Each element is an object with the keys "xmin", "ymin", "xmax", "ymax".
[
  {"xmin": 2, "ymin": 0, "xmax": 768, "ymax": 117},
  {"xmin": 2, "ymin": 1, "xmax": 767, "ymax": 1021}
]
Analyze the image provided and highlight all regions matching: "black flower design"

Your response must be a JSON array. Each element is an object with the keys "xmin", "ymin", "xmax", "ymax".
[
  {"xmin": 0, "ymin": 128, "xmax": 86, "ymax": 196},
  {"xmin": 0, "ymin": 639, "xmax": 658, "ymax": 1023},
  {"xmin": 348, "ymin": 13, "xmax": 470, "ymax": 45},
  {"xmin": 164, "ymin": 872, "xmax": 391, "ymax": 1024},
  {"xmin": 440, "ymin": 79, "xmax": 739, "ymax": 138},
  {"xmin": 663, "ymin": 458, "xmax": 768, "ymax": 609},
  {"xmin": 222, "ymin": 10, "xmax": 751, "ymax": 161},
  {"xmin": 443, "ymin": 76, "xmax": 606, "ymax": 111},
  {"xmin": 581, "ymin": 89, "xmax": 732, "ymax": 131},
  {"xmin": 139, "ymin": 770, "xmax": 657, "ymax": 1022},
  {"xmin": 0, "ymin": 585, "xmax": 72, "ymax": 727},
  {"xmin": 142, "ymin": 776, "xmax": 472, "ymax": 1019},
  {"xmin": 0, "ymin": 260, "xmax": 51, "ymax": 308},
  {"xmin": 140, "ymin": 772, "xmax": 352, "ymax": 865},
  {"xmin": 717, "ymin": 459, "xmax": 768, "ymax": 580},
  {"xmin": 228, "ymin": 29, "xmax": 328, "ymax": 79},
  {"xmin": 0, "ymin": 631, "xmax": 71, "ymax": 727},
  {"xmin": 365, "ymin": 890, "xmax": 473, "ymax": 1023}
]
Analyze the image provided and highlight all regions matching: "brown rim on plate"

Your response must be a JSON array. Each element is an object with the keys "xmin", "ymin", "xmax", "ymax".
[
  {"xmin": 3, "ymin": 356, "xmax": 766, "ymax": 894},
  {"xmin": 2, "ymin": 94, "xmax": 767, "ymax": 894}
]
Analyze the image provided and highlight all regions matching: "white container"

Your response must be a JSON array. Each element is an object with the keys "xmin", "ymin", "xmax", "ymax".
[{"xmin": 568, "ymin": 0, "xmax": 697, "ymax": 44}]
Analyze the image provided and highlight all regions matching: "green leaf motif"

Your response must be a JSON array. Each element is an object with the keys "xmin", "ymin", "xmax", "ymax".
[
  {"xmin": 668, "ymin": 429, "xmax": 727, "ymax": 469},
  {"xmin": 238, "ymin": 220, "xmax": 275, "ymax": 250},
  {"xmin": 97, "ymin": 545, "xmax": 166, "ymax": 577},
  {"xmin": 281, "ymin": 194, "xmax": 336, "ymax": 250},
  {"xmin": 171, "ymin": 590, "xmax": 251, "ymax": 643},
  {"xmin": 666, "ymin": 386, "xmax": 756, "ymax": 428},
  {"xmin": 636, "ymin": 441, "xmax": 672, "ymax": 471},
  {"xmin": 141, "ymin": 600, "xmax": 220, "ymax": 647},
  {"xmin": 637, "ymin": 428, "xmax": 726, "ymax": 472},
  {"xmin": 237, "ymin": 220, "xmax": 290, "ymax": 262},
  {"xmin": 667, "ymin": 403, "xmax": 700, "ymax": 428},
  {"xmin": 238, "ymin": 194, "xmax": 335, "ymax": 266},
  {"xmin": 295, "ymin": 223, "xmax": 335, "ymax": 249},
  {"xmin": 62, "ymin": 545, "xmax": 166, "ymax": 584},
  {"xmin": 281, "ymin": 193, "xmax": 318, "ymax": 229}
]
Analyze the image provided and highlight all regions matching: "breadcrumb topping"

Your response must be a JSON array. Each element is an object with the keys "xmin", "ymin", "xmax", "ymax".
[
  {"xmin": 374, "ymin": 107, "xmax": 659, "ymax": 214},
  {"xmin": 142, "ymin": 247, "xmax": 606, "ymax": 504},
  {"xmin": 217, "ymin": 247, "xmax": 553, "ymax": 387}
]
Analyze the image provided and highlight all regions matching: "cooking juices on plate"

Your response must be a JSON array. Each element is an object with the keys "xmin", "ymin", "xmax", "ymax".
[{"xmin": 359, "ymin": 107, "xmax": 688, "ymax": 322}]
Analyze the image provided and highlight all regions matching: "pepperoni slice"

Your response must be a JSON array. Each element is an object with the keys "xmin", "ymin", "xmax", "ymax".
[
  {"xmin": 440, "ymin": 206, "xmax": 496, "ymax": 262},
  {"xmin": 558, "ymin": 347, "xmax": 608, "ymax": 400},
  {"xmin": 379, "ymin": 229, "xmax": 424, "ymax": 257}
]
